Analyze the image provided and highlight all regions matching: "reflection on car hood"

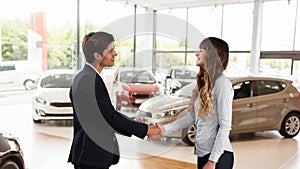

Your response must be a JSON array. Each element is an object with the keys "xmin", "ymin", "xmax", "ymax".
[
  {"xmin": 35, "ymin": 88, "xmax": 71, "ymax": 102},
  {"xmin": 139, "ymin": 94, "xmax": 190, "ymax": 113}
]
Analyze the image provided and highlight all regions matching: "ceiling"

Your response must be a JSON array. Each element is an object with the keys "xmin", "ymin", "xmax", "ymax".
[{"xmin": 109, "ymin": 0, "xmax": 283, "ymax": 10}]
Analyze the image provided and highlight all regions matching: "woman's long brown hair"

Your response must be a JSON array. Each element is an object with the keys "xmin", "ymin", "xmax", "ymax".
[{"xmin": 189, "ymin": 37, "xmax": 229, "ymax": 118}]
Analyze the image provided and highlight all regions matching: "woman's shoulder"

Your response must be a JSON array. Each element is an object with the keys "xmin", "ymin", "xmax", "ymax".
[
  {"xmin": 215, "ymin": 74, "xmax": 232, "ymax": 89},
  {"xmin": 216, "ymin": 73, "xmax": 231, "ymax": 83}
]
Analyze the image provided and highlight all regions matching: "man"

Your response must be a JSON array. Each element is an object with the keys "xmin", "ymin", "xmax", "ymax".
[{"xmin": 68, "ymin": 31, "xmax": 161, "ymax": 169}]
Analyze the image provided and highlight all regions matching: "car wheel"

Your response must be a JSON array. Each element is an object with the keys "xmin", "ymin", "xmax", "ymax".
[
  {"xmin": 23, "ymin": 79, "xmax": 35, "ymax": 90},
  {"xmin": 182, "ymin": 125, "xmax": 196, "ymax": 146},
  {"xmin": 33, "ymin": 117, "xmax": 42, "ymax": 123},
  {"xmin": 0, "ymin": 160, "xmax": 20, "ymax": 169},
  {"xmin": 279, "ymin": 112, "xmax": 300, "ymax": 138}
]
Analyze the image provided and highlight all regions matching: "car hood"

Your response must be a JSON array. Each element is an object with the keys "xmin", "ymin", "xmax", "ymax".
[
  {"xmin": 34, "ymin": 88, "xmax": 71, "ymax": 102},
  {"xmin": 138, "ymin": 94, "xmax": 190, "ymax": 113},
  {"xmin": 124, "ymin": 83, "xmax": 159, "ymax": 93}
]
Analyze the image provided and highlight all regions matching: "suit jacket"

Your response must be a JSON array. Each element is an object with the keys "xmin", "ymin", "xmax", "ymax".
[{"xmin": 68, "ymin": 64, "xmax": 148, "ymax": 168}]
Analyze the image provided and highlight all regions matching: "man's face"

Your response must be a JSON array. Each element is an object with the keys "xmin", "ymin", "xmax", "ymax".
[{"xmin": 100, "ymin": 42, "xmax": 117, "ymax": 67}]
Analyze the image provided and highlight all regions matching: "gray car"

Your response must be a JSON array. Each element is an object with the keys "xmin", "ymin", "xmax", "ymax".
[{"xmin": 136, "ymin": 76, "xmax": 300, "ymax": 146}]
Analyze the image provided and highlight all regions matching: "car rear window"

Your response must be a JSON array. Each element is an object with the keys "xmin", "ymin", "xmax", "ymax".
[
  {"xmin": 120, "ymin": 71, "xmax": 156, "ymax": 84},
  {"xmin": 255, "ymin": 80, "xmax": 286, "ymax": 96}
]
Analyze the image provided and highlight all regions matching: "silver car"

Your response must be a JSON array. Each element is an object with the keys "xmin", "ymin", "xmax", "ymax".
[{"xmin": 137, "ymin": 76, "xmax": 300, "ymax": 145}]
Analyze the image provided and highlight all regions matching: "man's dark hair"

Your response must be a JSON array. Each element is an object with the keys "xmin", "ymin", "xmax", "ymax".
[{"xmin": 82, "ymin": 31, "xmax": 115, "ymax": 63}]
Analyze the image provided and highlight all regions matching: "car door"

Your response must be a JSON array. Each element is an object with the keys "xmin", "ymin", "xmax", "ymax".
[
  {"xmin": 254, "ymin": 80, "xmax": 287, "ymax": 129},
  {"xmin": 232, "ymin": 80, "xmax": 258, "ymax": 132}
]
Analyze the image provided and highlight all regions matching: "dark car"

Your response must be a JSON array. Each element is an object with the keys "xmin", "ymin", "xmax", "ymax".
[
  {"xmin": 111, "ymin": 67, "xmax": 162, "ymax": 111},
  {"xmin": 137, "ymin": 76, "xmax": 300, "ymax": 145},
  {"xmin": 0, "ymin": 132, "xmax": 25, "ymax": 169}
]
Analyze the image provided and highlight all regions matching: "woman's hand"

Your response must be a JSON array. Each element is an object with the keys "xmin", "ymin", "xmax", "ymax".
[{"xmin": 202, "ymin": 160, "xmax": 216, "ymax": 169}]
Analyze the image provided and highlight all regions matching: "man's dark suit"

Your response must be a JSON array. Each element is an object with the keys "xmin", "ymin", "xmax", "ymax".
[{"xmin": 68, "ymin": 64, "xmax": 148, "ymax": 168}]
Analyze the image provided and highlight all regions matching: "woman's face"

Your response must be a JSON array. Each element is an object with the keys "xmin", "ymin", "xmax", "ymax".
[
  {"xmin": 100, "ymin": 42, "xmax": 118, "ymax": 67},
  {"xmin": 195, "ymin": 48, "xmax": 207, "ymax": 66}
]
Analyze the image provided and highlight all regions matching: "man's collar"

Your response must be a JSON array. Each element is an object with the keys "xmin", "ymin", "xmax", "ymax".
[{"xmin": 85, "ymin": 63, "xmax": 101, "ymax": 76}]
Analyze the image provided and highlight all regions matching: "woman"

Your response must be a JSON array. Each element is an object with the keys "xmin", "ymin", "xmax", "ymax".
[{"xmin": 162, "ymin": 37, "xmax": 234, "ymax": 169}]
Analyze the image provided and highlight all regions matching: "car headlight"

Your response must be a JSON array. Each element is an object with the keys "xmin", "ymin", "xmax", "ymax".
[
  {"xmin": 151, "ymin": 90, "xmax": 161, "ymax": 96},
  {"xmin": 136, "ymin": 109, "xmax": 152, "ymax": 118},
  {"xmin": 156, "ymin": 108, "xmax": 183, "ymax": 117},
  {"xmin": 35, "ymin": 97, "xmax": 47, "ymax": 104}
]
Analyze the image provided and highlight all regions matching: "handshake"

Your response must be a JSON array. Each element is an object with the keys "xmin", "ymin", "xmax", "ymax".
[
  {"xmin": 147, "ymin": 123, "xmax": 165, "ymax": 141},
  {"xmin": 135, "ymin": 117, "xmax": 165, "ymax": 141}
]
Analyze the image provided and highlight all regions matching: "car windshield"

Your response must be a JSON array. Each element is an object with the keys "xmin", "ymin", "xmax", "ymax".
[
  {"xmin": 120, "ymin": 71, "xmax": 156, "ymax": 84},
  {"xmin": 173, "ymin": 69, "xmax": 197, "ymax": 79},
  {"xmin": 40, "ymin": 74, "xmax": 74, "ymax": 88}
]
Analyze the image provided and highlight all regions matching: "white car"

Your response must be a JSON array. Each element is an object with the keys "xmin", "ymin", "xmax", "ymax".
[
  {"xmin": 166, "ymin": 66, "xmax": 197, "ymax": 93},
  {"xmin": 32, "ymin": 69, "xmax": 76, "ymax": 123}
]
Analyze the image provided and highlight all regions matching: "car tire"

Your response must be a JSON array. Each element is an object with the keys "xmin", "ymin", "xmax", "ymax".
[
  {"xmin": 23, "ymin": 79, "xmax": 35, "ymax": 90},
  {"xmin": 33, "ymin": 118, "xmax": 41, "ymax": 123},
  {"xmin": 279, "ymin": 112, "xmax": 300, "ymax": 138},
  {"xmin": 0, "ymin": 159, "xmax": 20, "ymax": 169},
  {"xmin": 182, "ymin": 125, "xmax": 196, "ymax": 146}
]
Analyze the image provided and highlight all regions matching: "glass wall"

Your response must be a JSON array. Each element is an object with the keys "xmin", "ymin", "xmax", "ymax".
[
  {"xmin": 0, "ymin": 0, "xmax": 77, "ymax": 68},
  {"xmin": 260, "ymin": 59, "xmax": 292, "ymax": 76},
  {"xmin": 1, "ymin": 0, "xmax": 300, "ymax": 91},
  {"xmin": 188, "ymin": 6, "xmax": 223, "ymax": 38},
  {"xmin": 262, "ymin": 0, "xmax": 299, "ymax": 50},
  {"xmin": 155, "ymin": 9, "xmax": 195, "ymax": 71},
  {"xmin": 222, "ymin": 3, "xmax": 253, "ymax": 51},
  {"xmin": 260, "ymin": 0, "xmax": 300, "ymax": 81},
  {"xmin": 0, "ymin": 0, "xmax": 77, "ymax": 90},
  {"xmin": 294, "ymin": 60, "xmax": 300, "ymax": 75}
]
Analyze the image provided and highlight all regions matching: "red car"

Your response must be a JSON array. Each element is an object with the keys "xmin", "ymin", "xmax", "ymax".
[{"xmin": 112, "ymin": 67, "xmax": 162, "ymax": 111}]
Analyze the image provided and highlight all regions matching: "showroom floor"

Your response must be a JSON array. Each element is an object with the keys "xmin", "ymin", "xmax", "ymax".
[
  {"xmin": 30, "ymin": 111, "xmax": 300, "ymax": 169},
  {"xmin": 109, "ymin": 132, "xmax": 300, "ymax": 169},
  {"xmin": 1, "ymin": 90, "xmax": 300, "ymax": 169},
  {"xmin": 113, "ymin": 110, "xmax": 300, "ymax": 169}
]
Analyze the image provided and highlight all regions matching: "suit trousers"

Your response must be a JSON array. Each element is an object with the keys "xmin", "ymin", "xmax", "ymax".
[
  {"xmin": 197, "ymin": 151, "xmax": 234, "ymax": 169},
  {"xmin": 74, "ymin": 164, "xmax": 109, "ymax": 169}
]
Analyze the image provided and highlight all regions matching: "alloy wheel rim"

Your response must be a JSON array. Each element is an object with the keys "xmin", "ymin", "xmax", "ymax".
[
  {"xmin": 188, "ymin": 125, "xmax": 196, "ymax": 142},
  {"xmin": 286, "ymin": 116, "xmax": 300, "ymax": 135}
]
